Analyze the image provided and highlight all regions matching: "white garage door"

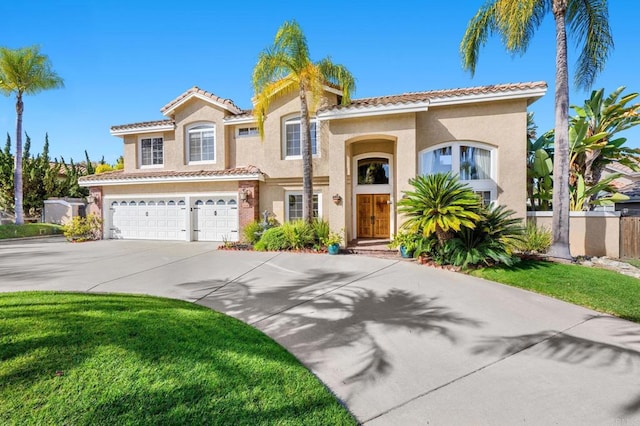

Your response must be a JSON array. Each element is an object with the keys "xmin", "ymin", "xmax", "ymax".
[
  {"xmin": 192, "ymin": 196, "xmax": 239, "ymax": 241},
  {"xmin": 109, "ymin": 199, "xmax": 187, "ymax": 240}
]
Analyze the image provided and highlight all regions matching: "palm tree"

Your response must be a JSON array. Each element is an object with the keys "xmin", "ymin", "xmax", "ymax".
[
  {"xmin": 0, "ymin": 46, "xmax": 63, "ymax": 224},
  {"xmin": 253, "ymin": 20, "xmax": 355, "ymax": 223},
  {"xmin": 460, "ymin": 0, "xmax": 613, "ymax": 260},
  {"xmin": 398, "ymin": 173, "xmax": 482, "ymax": 247}
]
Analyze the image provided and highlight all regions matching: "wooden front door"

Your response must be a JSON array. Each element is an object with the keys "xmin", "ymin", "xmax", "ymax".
[{"xmin": 357, "ymin": 194, "xmax": 390, "ymax": 238}]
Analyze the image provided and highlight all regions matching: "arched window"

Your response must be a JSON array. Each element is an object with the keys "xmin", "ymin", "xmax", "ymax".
[
  {"xmin": 420, "ymin": 142, "xmax": 496, "ymax": 205},
  {"xmin": 283, "ymin": 116, "xmax": 317, "ymax": 159},
  {"xmin": 187, "ymin": 123, "xmax": 215, "ymax": 163}
]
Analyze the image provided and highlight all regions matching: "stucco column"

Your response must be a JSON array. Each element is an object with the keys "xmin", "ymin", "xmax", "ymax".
[
  {"xmin": 328, "ymin": 134, "xmax": 347, "ymax": 244},
  {"xmin": 395, "ymin": 127, "xmax": 417, "ymax": 231},
  {"xmin": 88, "ymin": 187, "xmax": 104, "ymax": 239},
  {"xmin": 238, "ymin": 180, "xmax": 260, "ymax": 239}
]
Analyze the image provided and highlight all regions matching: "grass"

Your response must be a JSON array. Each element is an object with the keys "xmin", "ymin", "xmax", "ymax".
[
  {"xmin": 0, "ymin": 292, "xmax": 356, "ymax": 425},
  {"xmin": 470, "ymin": 260, "xmax": 640, "ymax": 323},
  {"xmin": 0, "ymin": 223, "xmax": 63, "ymax": 239}
]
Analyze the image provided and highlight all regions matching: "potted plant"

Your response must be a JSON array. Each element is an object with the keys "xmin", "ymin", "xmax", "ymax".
[
  {"xmin": 388, "ymin": 230, "xmax": 419, "ymax": 258},
  {"xmin": 324, "ymin": 231, "xmax": 343, "ymax": 255}
]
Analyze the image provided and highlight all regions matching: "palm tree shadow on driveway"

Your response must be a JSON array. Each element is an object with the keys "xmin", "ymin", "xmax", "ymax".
[{"xmin": 190, "ymin": 267, "xmax": 482, "ymax": 396}]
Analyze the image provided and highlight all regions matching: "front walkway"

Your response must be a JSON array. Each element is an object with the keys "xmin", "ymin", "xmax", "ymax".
[{"xmin": 1, "ymin": 239, "xmax": 640, "ymax": 424}]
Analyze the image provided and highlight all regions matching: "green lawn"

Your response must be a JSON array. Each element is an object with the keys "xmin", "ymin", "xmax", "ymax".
[
  {"xmin": 0, "ymin": 292, "xmax": 356, "ymax": 425},
  {"xmin": 0, "ymin": 223, "xmax": 63, "ymax": 239},
  {"xmin": 470, "ymin": 260, "xmax": 640, "ymax": 323}
]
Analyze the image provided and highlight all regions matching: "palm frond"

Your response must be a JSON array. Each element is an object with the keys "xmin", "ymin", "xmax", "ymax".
[
  {"xmin": 460, "ymin": 3, "xmax": 499, "ymax": 75},
  {"xmin": 317, "ymin": 57, "xmax": 356, "ymax": 104},
  {"xmin": 567, "ymin": 0, "xmax": 613, "ymax": 89}
]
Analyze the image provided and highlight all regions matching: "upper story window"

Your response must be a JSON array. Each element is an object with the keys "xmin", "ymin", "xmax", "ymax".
[
  {"xmin": 419, "ymin": 142, "xmax": 496, "ymax": 205},
  {"xmin": 237, "ymin": 126, "xmax": 259, "ymax": 137},
  {"xmin": 187, "ymin": 123, "xmax": 215, "ymax": 163},
  {"xmin": 283, "ymin": 116, "xmax": 317, "ymax": 159},
  {"xmin": 140, "ymin": 136, "xmax": 163, "ymax": 167}
]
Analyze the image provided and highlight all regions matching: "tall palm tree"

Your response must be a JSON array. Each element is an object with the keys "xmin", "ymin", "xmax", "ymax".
[
  {"xmin": 253, "ymin": 20, "xmax": 355, "ymax": 223},
  {"xmin": 0, "ymin": 46, "xmax": 63, "ymax": 224},
  {"xmin": 460, "ymin": 0, "xmax": 613, "ymax": 259}
]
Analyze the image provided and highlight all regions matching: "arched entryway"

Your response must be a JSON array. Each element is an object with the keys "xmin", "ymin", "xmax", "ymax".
[{"xmin": 352, "ymin": 152, "xmax": 394, "ymax": 239}]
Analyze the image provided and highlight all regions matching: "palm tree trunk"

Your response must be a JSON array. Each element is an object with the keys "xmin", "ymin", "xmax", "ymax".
[
  {"xmin": 14, "ymin": 93, "xmax": 24, "ymax": 225},
  {"xmin": 548, "ymin": 0, "xmax": 572, "ymax": 260},
  {"xmin": 299, "ymin": 87, "xmax": 314, "ymax": 224}
]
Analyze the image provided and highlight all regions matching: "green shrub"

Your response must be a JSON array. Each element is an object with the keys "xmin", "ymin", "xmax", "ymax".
[
  {"xmin": 62, "ymin": 213, "xmax": 102, "ymax": 242},
  {"xmin": 254, "ymin": 227, "xmax": 289, "ymax": 251},
  {"xmin": 312, "ymin": 218, "xmax": 330, "ymax": 245},
  {"xmin": 441, "ymin": 206, "xmax": 524, "ymax": 268},
  {"xmin": 243, "ymin": 221, "xmax": 263, "ymax": 245},
  {"xmin": 515, "ymin": 222, "xmax": 552, "ymax": 253},
  {"xmin": 280, "ymin": 220, "xmax": 315, "ymax": 250}
]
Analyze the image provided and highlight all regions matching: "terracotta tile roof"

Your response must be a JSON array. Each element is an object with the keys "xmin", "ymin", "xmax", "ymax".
[
  {"xmin": 161, "ymin": 86, "xmax": 243, "ymax": 115},
  {"xmin": 320, "ymin": 81, "xmax": 548, "ymax": 112},
  {"xmin": 606, "ymin": 160, "xmax": 640, "ymax": 177},
  {"xmin": 79, "ymin": 166, "xmax": 263, "ymax": 183},
  {"xmin": 618, "ymin": 181, "xmax": 640, "ymax": 200},
  {"xmin": 111, "ymin": 119, "xmax": 174, "ymax": 133}
]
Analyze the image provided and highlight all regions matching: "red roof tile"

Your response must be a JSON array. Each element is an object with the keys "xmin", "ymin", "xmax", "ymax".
[
  {"xmin": 161, "ymin": 86, "xmax": 243, "ymax": 115},
  {"xmin": 79, "ymin": 166, "xmax": 262, "ymax": 183},
  {"xmin": 320, "ymin": 81, "xmax": 548, "ymax": 112},
  {"xmin": 111, "ymin": 119, "xmax": 174, "ymax": 133}
]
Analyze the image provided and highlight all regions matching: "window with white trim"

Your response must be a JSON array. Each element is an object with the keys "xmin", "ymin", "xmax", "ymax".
[
  {"xmin": 237, "ymin": 126, "xmax": 259, "ymax": 137},
  {"xmin": 187, "ymin": 124, "xmax": 215, "ymax": 163},
  {"xmin": 419, "ymin": 142, "xmax": 497, "ymax": 204},
  {"xmin": 283, "ymin": 116, "xmax": 317, "ymax": 159},
  {"xmin": 140, "ymin": 137, "xmax": 163, "ymax": 166},
  {"xmin": 286, "ymin": 192, "xmax": 322, "ymax": 221}
]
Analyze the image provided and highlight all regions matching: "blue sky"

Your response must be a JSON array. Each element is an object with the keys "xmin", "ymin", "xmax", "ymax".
[{"xmin": 0, "ymin": 1, "xmax": 636, "ymax": 164}]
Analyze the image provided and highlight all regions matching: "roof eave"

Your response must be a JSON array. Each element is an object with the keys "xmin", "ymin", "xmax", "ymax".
[
  {"xmin": 110, "ymin": 124, "xmax": 175, "ymax": 136},
  {"xmin": 429, "ymin": 86, "xmax": 548, "ymax": 107},
  {"xmin": 79, "ymin": 173, "xmax": 264, "ymax": 187},
  {"xmin": 161, "ymin": 92, "xmax": 242, "ymax": 117},
  {"xmin": 317, "ymin": 101, "xmax": 430, "ymax": 121}
]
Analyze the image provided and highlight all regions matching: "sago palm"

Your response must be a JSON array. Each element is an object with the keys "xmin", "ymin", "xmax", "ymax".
[
  {"xmin": 461, "ymin": 0, "xmax": 613, "ymax": 260},
  {"xmin": 398, "ymin": 172, "xmax": 482, "ymax": 246},
  {"xmin": 0, "ymin": 46, "xmax": 63, "ymax": 224},
  {"xmin": 252, "ymin": 20, "xmax": 355, "ymax": 223}
]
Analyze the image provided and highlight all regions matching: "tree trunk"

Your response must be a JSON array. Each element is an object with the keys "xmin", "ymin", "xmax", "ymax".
[
  {"xmin": 299, "ymin": 87, "xmax": 314, "ymax": 224},
  {"xmin": 547, "ymin": 0, "xmax": 573, "ymax": 260},
  {"xmin": 14, "ymin": 93, "xmax": 24, "ymax": 225}
]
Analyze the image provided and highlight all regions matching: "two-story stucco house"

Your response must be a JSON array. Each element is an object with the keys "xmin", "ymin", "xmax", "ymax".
[{"xmin": 79, "ymin": 81, "xmax": 547, "ymax": 243}]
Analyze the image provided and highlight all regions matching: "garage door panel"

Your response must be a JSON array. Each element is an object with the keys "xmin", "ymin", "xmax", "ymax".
[
  {"xmin": 110, "ymin": 198, "xmax": 185, "ymax": 241},
  {"xmin": 193, "ymin": 196, "xmax": 238, "ymax": 242}
]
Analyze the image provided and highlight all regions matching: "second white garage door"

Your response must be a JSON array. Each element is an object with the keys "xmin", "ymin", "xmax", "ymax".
[{"xmin": 192, "ymin": 197, "xmax": 239, "ymax": 241}]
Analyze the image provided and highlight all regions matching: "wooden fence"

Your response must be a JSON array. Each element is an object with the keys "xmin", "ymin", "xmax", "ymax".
[{"xmin": 620, "ymin": 216, "xmax": 640, "ymax": 259}]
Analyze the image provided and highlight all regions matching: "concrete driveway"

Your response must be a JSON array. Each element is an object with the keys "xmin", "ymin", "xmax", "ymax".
[{"xmin": 2, "ymin": 239, "xmax": 640, "ymax": 425}]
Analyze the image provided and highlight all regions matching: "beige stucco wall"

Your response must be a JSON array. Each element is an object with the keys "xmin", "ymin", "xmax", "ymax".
[
  {"xmin": 528, "ymin": 212, "xmax": 620, "ymax": 257},
  {"xmin": 416, "ymin": 100, "xmax": 529, "ymax": 219},
  {"xmin": 259, "ymin": 178, "xmax": 330, "ymax": 225},
  {"xmin": 123, "ymin": 131, "xmax": 175, "ymax": 172},
  {"xmin": 230, "ymin": 91, "xmax": 337, "ymax": 179},
  {"xmin": 44, "ymin": 202, "xmax": 73, "ymax": 225}
]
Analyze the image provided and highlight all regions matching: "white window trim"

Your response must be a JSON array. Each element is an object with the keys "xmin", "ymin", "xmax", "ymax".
[
  {"xmin": 419, "ymin": 141, "xmax": 498, "ymax": 203},
  {"xmin": 138, "ymin": 134, "xmax": 164, "ymax": 169},
  {"xmin": 282, "ymin": 115, "xmax": 320, "ymax": 160},
  {"xmin": 285, "ymin": 191, "xmax": 322, "ymax": 221},
  {"xmin": 186, "ymin": 122, "xmax": 216, "ymax": 165}
]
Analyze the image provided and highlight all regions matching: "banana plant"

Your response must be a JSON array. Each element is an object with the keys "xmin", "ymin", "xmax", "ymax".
[
  {"xmin": 570, "ymin": 172, "xmax": 629, "ymax": 211},
  {"xmin": 527, "ymin": 131, "xmax": 554, "ymax": 210}
]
